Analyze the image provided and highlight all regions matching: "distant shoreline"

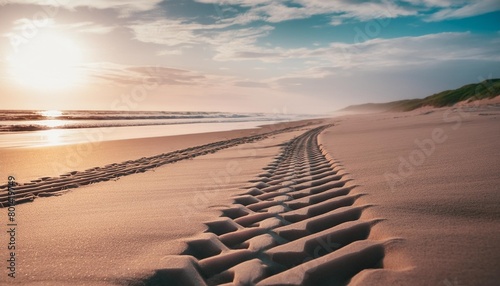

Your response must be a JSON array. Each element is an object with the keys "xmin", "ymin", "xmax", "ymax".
[{"xmin": 0, "ymin": 110, "xmax": 319, "ymax": 134}]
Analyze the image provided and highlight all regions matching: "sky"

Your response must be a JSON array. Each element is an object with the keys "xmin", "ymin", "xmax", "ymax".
[{"xmin": 0, "ymin": 0, "xmax": 499, "ymax": 114}]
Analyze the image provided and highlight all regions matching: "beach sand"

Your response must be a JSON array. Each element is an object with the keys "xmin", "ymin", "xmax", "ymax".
[
  {"xmin": 0, "ymin": 104, "xmax": 499, "ymax": 285},
  {"xmin": 320, "ymin": 104, "xmax": 500, "ymax": 285}
]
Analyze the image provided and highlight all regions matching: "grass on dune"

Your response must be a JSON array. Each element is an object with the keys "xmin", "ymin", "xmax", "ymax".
[{"xmin": 341, "ymin": 79, "xmax": 500, "ymax": 112}]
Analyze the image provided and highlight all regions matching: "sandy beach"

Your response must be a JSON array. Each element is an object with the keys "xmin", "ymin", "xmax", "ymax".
[
  {"xmin": 0, "ymin": 103, "xmax": 499, "ymax": 285},
  {"xmin": 321, "ymin": 103, "xmax": 500, "ymax": 285},
  {"xmin": 2, "ymin": 1, "xmax": 499, "ymax": 285}
]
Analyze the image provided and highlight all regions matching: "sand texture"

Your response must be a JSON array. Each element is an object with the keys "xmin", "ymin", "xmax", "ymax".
[
  {"xmin": 0, "ymin": 103, "xmax": 499, "ymax": 285},
  {"xmin": 144, "ymin": 125, "xmax": 390, "ymax": 286},
  {"xmin": 320, "ymin": 104, "xmax": 500, "ymax": 285}
]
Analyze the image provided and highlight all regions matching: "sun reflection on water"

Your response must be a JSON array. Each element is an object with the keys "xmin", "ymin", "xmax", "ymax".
[
  {"xmin": 40, "ymin": 110, "xmax": 63, "ymax": 118},
  {"xmin": 41, "ymin": 119, "xmax": 65, "ymax": 128},
  {"xmin": 39, "ymin": 129, "xmax": 64, "ymax": 146}
]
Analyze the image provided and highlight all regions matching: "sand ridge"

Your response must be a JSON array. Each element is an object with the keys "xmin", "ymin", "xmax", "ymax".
[{"xmin": 140, "ymin": 125, "xmax": 392, "ymax": 286}]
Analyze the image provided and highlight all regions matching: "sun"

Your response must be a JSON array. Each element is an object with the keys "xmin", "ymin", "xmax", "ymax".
[{"xmin": 6, "ymin": 31, "xmax": 85, "ymax": 90}]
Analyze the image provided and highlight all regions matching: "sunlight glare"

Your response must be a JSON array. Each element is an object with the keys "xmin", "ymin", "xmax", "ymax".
[
  {"xmin": 7, "ymin": 31, "xmax": 84, "ymax": 90},
  {"xmin": 39, "ymin": 129, "xmax": 64, "ymax": 146},
  {"xmin": 40, "ymin": 110, "xmax": 63, "ymax": 118},
  {"xmin": 41, "ymin": 119, "xmax": 65, "ymax": 128}
]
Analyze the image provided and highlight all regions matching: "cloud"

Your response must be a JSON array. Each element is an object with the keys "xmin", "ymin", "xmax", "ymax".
[
  {"xmin": 129, "ymin": 19, "xmax": 235, "ymax": 47},
  {"xmin": 326, "ymin": 32, "xmax": 500, "ymax": 69},
  {"xmin": 58, "ymin": 21, "xmax": 115, "ymax": 34},
  {"xmin": 234, "ymin": 80, "xmax": 270, "ymax": 88},
  {"xmin": 425, "ymin": 0, "xmax": 500, "ymax": 21},
  {"xmin": 343, "ymin": 32, "xmax": 496, "ymax": 71},
  {"xmin": 130, "ymin": 19, "xmax": 280, "ymax": 61},
  {"xmin": 244, "ymin": 30, "xmax": 500, "ymax": 112},
  {"xmin": 402, "ymin": 0, "xmax": 461, "ymax": 7},
  {"xmin": 6, "ymin": 0, "xmax": 162, "ymax": 15},
  {"xmin": 208, "ymin": 0, "xmax": 416, "ymax": 25},
  {"xmin": 85, "ymin": 63, "xmax": 206, "ymax": 86},
  {"xmin": 130, "ymin": 20, "xmax": 197, "ymax": 47},
  {"xmin": 232, "ymin": 31, "xmax": 500, "ymax": 66},
  {"xmin": 130, "ymin": 10, "xmax": 500, "ymax": 67},
  {"xmin": 200, "ymin": 0, "xmax": 499, "ymax": 25}
]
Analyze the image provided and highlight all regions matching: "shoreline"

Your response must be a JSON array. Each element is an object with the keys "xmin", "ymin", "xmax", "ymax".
[
  {"xmin": 0, "ymin": 118, "xmax": 326, "ymax": 183},
  {"xmin": 0, "ymin": 118, "xmax": 323, "ymax": 148}
]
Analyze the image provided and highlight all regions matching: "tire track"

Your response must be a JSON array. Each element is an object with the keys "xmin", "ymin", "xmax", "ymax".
[
  {"xmin": 0, "ymin": 123, "xmax": 315, "ymax": 207},
  {"xmin": 142, "ymin": 125, "xmax": 390, "ymax": 286}
]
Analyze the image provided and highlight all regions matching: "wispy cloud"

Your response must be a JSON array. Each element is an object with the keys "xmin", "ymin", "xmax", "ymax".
[
  {"xmin": 204, "ymin": 0, "xmax": 415, "ymax": 25},
  {"xmin": 7, "ymin": 0, "xmax": 494, "ymax": 22},
  {"xmin": 6, "ymin": 0, "xmax": 163, "ymax": 15},
  {"xmin": 130, "ymin": 19, "xmax": 279, "ymax": 61},
  {"xmin": 324, "ymin": 32, "xmax": 500, "ymax": 69},
  {"xmin": 270, "ymin": 32, "xmax": 500, "ymax": 81},
  {"xmin": 84, "ymin": 63, "xmax": 206, "ymax": 86},
  {"xmin": 129, "ymin": 19, "xmax": 234, "ymax": 47},
  {"xmin": 234, "ymin": 80, "xmax": 270, "ymax": 88},
  {"xmin": 425, "ymin": 0, "xmax": 500, "ymax": 21},
  {"xmin": 202, "ymin": 0, "xmax": 500, "ymax": 25},
  {"xmin": 58, "ymin": 21, "xmax": 115, "ymax": 34}
]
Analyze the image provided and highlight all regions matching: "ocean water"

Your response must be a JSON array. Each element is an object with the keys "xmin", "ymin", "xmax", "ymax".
[{"xmin": 0, "ymin": 110, "xmax": 316, "ymax": 148}]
